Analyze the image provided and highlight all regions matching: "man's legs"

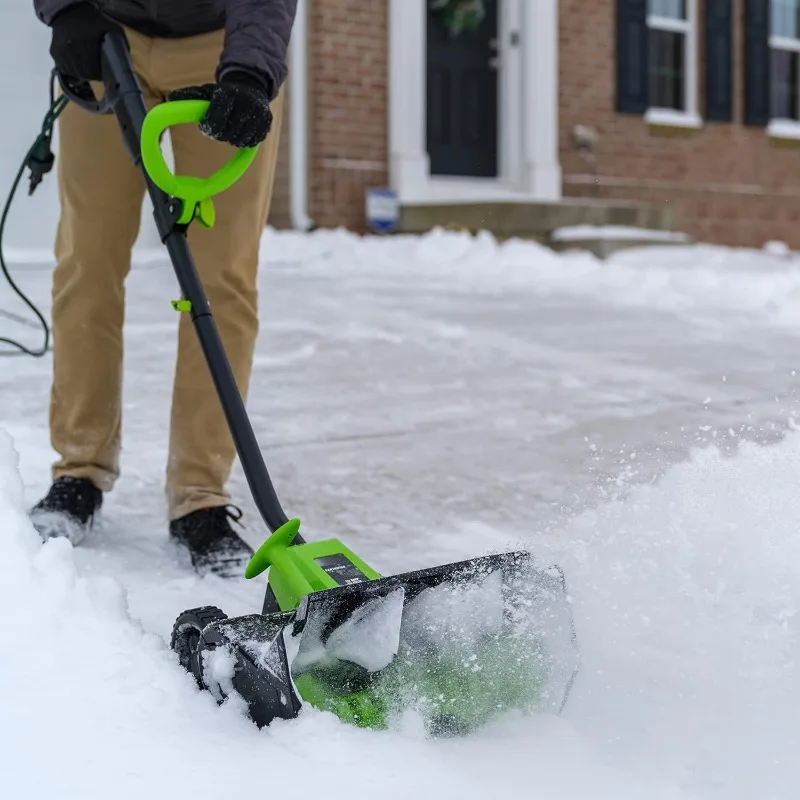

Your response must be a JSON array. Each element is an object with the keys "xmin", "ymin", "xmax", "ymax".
[
  {"xmin": 32, "ymin": 28, "xmax": 161, "ymax": 542},
  {"xmin": 147, "ymin": 31, "xmax": 284, "ymax": 573}
]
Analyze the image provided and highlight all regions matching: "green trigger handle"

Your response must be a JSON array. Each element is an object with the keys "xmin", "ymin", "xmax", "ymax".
[{"xmin": 140, "ymin": 99, "xmax": 259, "ymax": 228}]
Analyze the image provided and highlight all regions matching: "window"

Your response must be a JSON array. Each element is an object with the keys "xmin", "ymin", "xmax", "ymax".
[
  {"xmin": 645, "ymin": 0, "xmax": 699, "ymax": 126},
  {"xmin": 616, "ymin": 0, "xmax": 706, "ymax": 124},
  {"xmin": 744, "ymin": 0, "xmax": 800, "ymax": 134},
  {"xmin": 770, "ymin": 0, "xmax": 800, "ymax": 122}
]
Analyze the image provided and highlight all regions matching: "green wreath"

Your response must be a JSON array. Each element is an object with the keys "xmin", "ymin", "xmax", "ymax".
[{"xmin": 429, "ymin": 0, "xmax": 486, "ymax": 36}]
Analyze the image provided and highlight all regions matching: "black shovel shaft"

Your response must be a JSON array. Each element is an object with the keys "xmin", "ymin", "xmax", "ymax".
[{"xmin": 58, "ymin": 31, "xmax": 300, "ymax": 539}]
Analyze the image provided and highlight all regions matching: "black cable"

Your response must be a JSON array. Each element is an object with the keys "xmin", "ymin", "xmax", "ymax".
[{"xmin": 0, "ymin": 70, "xmax": 68, "ymax": 357}]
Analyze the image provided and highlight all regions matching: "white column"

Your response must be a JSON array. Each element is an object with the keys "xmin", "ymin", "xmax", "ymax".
[
  {"xmin": 521, "ymin": 0, "xmax": 562, "ymax": 200},
  {"xmin": 388, "ymin": 0, "xmax": 430, "ymax": 201},
  {"xmin": 289, "ymin": 0, "xmax": 312, "ymax": 230},
  {"xmin": 500, "ymin": 0, "xmax": 523, "ymax": 186}
]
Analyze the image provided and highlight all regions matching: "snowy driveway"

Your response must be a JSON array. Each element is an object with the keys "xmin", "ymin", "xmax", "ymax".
[
  {"xmin": 5, "ymin": 231, "xmax": 800, "ymax": 582},
  {"xmin": 2, "ymin": 229, "xmax": 800, "ymax": 799}
]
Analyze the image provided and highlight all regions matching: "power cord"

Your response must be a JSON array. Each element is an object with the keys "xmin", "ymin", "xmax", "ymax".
[{"xmin": 0, "ymin": 70, "xmax": 68, "ymax": 357}]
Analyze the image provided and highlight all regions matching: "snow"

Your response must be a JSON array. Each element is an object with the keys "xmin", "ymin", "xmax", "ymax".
[
  {"xmin": 3, "ymin": 227, "xmax": 800, "ymax": 797},
  {"xmin": 292, "ymin": 586, "xmax": 408, "ymax": 675},
  {"xmin": 766, "ymin": 117, "xmax": 800, "ymax": 142},
  {"xmin": 400, "ymin": 568, "xmax": 505, "ymax": 654},
  {"xmin": 324, "ymin": 587, "xmax": 406, "ymax": 673},
  {"xmin": 550, "ymin": 224, "xmax": 691, "ymax": 243},
  {"xmin": 643, "ymin": 107, "xmax": 703, "ymax": 130}
]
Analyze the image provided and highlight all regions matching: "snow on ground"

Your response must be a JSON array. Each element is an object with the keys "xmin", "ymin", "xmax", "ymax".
[
  {"xmin": 2, "ymin": 228, "xmax": 800, "ymax": 798},
  {"xmin": 550, "ymin": 224, "xmax": 691, "ymax": 243}
]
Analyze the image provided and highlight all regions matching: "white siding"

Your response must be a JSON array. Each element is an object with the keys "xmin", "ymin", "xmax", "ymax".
[{"xmin": 0, "ymin": 8, "xmax": 160, "ymax": 253}]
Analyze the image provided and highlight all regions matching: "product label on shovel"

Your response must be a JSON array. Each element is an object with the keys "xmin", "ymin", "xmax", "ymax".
[{"xmin": 315, "ymin": 554, "xmax": 369, "ymax": 586}]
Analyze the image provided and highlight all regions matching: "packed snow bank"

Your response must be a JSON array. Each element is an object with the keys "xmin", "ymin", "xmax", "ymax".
[
  {"xmin": 258, "ymin": 226, "xmax": 800, "ymax": 328},
  {"xmin": 0, "ymin": 427, "xmax": 682, "ymax": 799},
  {"xmin": 4, "ymin": 422, "xmax": 800, "ymax": 798},
  {"xmin": 550, "ymin": 433, "xmax": 800, "ymax": 799}
]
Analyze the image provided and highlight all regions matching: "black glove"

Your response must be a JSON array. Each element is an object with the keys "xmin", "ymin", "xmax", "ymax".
[
  {"xmin": 49, "ymin": 2, "xmax": 126, "ymax": 82},
  {"xmin": 168, "ymin": 73, "xmax": 273, "ymax": 149}
]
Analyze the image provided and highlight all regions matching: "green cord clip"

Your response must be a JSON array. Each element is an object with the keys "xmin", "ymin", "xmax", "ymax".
[
  {"xmin": 140, "ymin": 99, "xmax": 259, "ymax": 229},
  {"xmin": 171, "ymin": 299, "xmax": 192, "ymax": 313}
]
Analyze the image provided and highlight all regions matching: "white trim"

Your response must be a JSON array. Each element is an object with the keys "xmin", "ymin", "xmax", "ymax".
[
  {"xmin": 646, "ymin": 14, "xmax": 690, "ymax": 34},
  {"xmin": 645, "ymin": 0, "xmax": 698, "ymax": 122},
  {"xmin": 498, "ymin": 0, "xmax": 521, "ymax": 184},
  {"xmin": 289, "ymin": 0, "xmax": 312, "ymax": 230},
  {"xmin": 388, "ymin": 0, "xmax": 561, "ymax": 204},
  {"xmin": 768, "ymin": 2, "xmax": 800, "ymax": 126},
  {"xmin": 769, "ymin": 35, "xmax": 800, "ymax": 54},
  {"xmin": 388, "ymin": 0, "xmax": 428, "ymax": 200},
  {"xmin": 644, "ymin": 107, "xmax": 702, "ymax": 128},
  {"xmin": 767, "ymin": 118, "xmax": 800, "ymax": 140},
  {"xmin": 521, "ymin": 0, "xmax": 561, "ymax": 199}
]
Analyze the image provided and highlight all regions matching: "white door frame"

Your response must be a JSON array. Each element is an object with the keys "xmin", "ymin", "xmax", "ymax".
[{"xmin": 388, "ymin": 0, "xmax": 561, "ymax": 204}]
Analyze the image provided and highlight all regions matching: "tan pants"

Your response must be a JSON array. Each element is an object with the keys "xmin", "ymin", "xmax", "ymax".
[{"xmin": 50, "ymin": 25, "xmax": 284, "ymax": 520}]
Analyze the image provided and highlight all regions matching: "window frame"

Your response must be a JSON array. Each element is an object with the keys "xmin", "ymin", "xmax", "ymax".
[
  {"xmin": 767, "ymin": 2, "xmax": 800, "ymax": 138},
  {"xmin": 644, "ymin": 0, "xmax": 701, "ymax": 128}
]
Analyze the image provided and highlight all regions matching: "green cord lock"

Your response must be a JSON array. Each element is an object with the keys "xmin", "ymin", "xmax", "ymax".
[
  {"xmin": 171, "ymin": 299, "xmax": 192, "ymax": 313},
  {"xmin": 140, "ymin": 99, "xmax": 259, "ymax": 228}
]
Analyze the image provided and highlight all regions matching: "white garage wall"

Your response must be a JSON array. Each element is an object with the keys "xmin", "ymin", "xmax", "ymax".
[{"xmin": 1, "ymin": 8, "xmax": 160, "ymax": 253}]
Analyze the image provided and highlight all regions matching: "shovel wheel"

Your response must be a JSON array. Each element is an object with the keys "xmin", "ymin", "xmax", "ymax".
[{"xmin": 170, "ymin": 605, "xmax": 228, "ymax": 687}]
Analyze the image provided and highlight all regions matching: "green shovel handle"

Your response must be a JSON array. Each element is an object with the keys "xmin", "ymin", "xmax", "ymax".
[{"xmin": 140, "ymin": 99, "xmax": 259, "ymax": 226}]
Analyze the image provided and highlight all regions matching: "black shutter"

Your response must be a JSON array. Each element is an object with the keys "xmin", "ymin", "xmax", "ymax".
[
  {"xmin": 705, "ymin": 0, "xmax": 732, "ymax": 121},
  {"xmin": 744, "ymin": 0, "xmax": 770, "ymax": 125},
  {"xmin": 616, "ymin": 0, "xmax": 648, "ymax": 113}
]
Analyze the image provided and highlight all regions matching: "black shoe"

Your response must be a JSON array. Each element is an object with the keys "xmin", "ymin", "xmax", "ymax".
[
  {"xmin": 30, "ymin": 476, "xmax": 103, "ymax": 545},
  {"xmin": 169, "ymin": 505, "xmax": 254, "ymax": 578}
]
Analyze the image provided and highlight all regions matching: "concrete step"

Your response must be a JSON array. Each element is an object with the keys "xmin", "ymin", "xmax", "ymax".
[
  {"xmin": 398, "ymin": 198, "xmax": 678, "ymax": 244},
  {"xmin": 549, "ymin": 224, "xmax": 692, "ymax": 259}
]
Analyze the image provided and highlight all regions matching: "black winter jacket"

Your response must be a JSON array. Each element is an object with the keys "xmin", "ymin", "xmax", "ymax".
[{"xmin": 33, "ymin": 0, "xmax": 297, "ymax": 99}]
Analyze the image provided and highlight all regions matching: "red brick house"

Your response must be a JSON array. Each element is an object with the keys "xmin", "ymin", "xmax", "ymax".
[{"xmin": 268, "ymin": 0, "xmax": 800, "ymax": 249}]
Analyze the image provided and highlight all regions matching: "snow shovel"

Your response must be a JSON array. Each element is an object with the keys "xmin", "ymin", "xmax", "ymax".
[{"xmin": 57, "ymin": 31, "xmax": 579, "ymax": 736}]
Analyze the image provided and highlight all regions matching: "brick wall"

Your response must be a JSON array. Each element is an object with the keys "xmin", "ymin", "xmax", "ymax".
[
  {"xmin": 559, "ymin": 0, "xmax": 800, "ymax": 248},
  {"xmin": 307, "ymin": 0, "xmax": 389, "ymax": 231}
]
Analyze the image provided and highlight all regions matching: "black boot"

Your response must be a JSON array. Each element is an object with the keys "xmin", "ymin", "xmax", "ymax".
[
  {"xmin": 169, "ymin": 505, "xmax": 254, "ymax": 578},
  {"xmin": 30, "ymin": 476, "xmax": 103, "ymax": 545}
]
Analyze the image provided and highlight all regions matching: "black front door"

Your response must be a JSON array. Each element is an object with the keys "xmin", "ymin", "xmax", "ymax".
[{"xmin": 426, "ymin": 0, "xmax": 499, "ymax": 178}]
